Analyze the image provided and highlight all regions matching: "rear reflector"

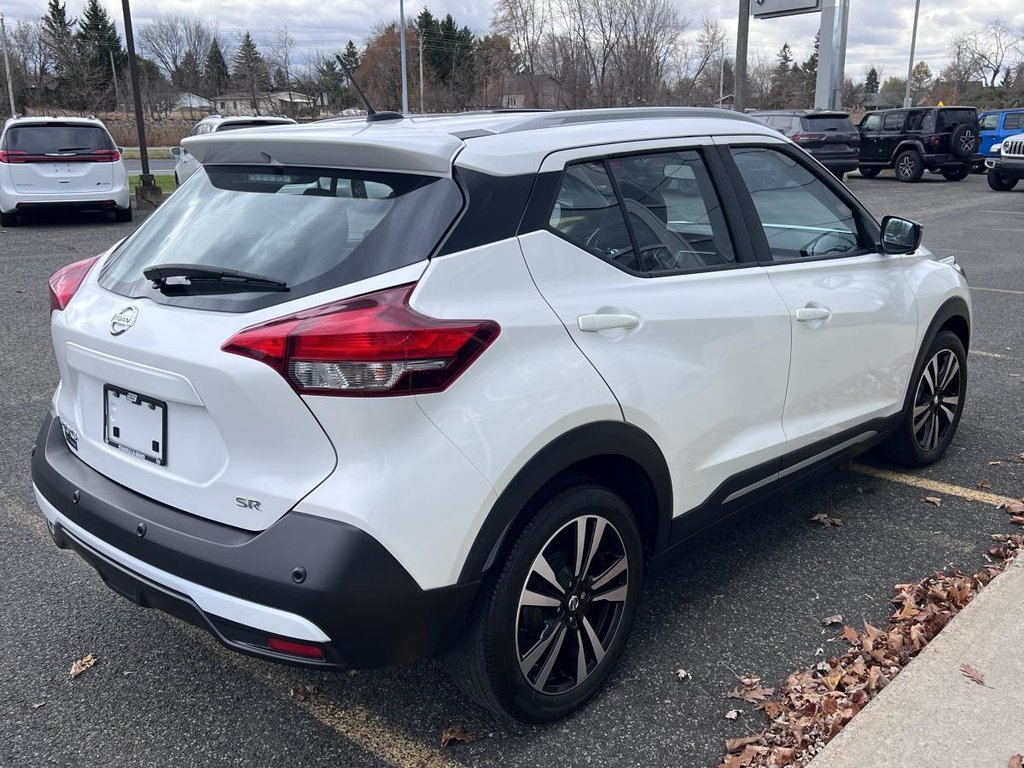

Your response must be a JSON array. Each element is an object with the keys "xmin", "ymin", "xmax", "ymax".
[
  {"xmin": 267, "ymin": 636, "xmax": 325, "ymax": 659},
  {"xmin": 48, "ymin": 255, "xmax": 101, "ymax": 311},
  {"xmin": 222, "ymin": 283, "xmax": 500, "ymax": 397}
]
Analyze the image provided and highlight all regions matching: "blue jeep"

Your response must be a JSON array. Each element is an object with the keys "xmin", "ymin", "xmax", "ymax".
[{"xmin": 979, "ymin": 109, "xmax": 1024, "ymax": 159}]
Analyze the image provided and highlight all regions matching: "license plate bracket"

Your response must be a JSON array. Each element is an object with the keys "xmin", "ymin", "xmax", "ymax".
[{"xmin": 103, "ymin": 385, "xmax": 167, "ymax": 466}]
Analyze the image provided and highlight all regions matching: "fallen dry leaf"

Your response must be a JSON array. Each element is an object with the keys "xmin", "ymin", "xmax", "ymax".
[
  {"xmin": 1012, "ymin": 516, "xmax": 1024, "ymax": 526},
  {"xmin": 809, "ymin": 513, "xmax": 843, "ymax": 527},
  {"xmin": 822, "ymin": 614, "xmax": 843, "ymax": 626},
  {"xmin": 978, "ymin": 480, "xmax": 992, "ymax": 489},
  {"xmin": 1001, "ymin": 500, "xmax": 1024, "ymax": 515},
  {"xmin": 69, "ymin": 654, "xmax": 96, "ymax": 679},
  {"xmin": 289, "ymin": 684, "xmax": 317, "ymax": 702},
  {"xmin": 840, "ymin": 626, "xmax": 861, "ymax": 645},
  {"xmin": 440, "ymin": 724, "xmax": 473, "ymax": 748},
  {"xmin": 31, "ymin": 702, "xmax": 46, "ymax": 710},
  {"xmin": 988, "ymin": 460, "xmax": 1003, "ymax": 466},
  {"xmin": 1008, "ymin": 755, "xmax": 1023, "ymax": 768},
  {"xmin": 920, "ymin": 495, "xmax": 942, "ymax": 507},
  {"xmin": 960, "ymin": 663, "xmax": 989, "ymax": 688},
  {"xmin": 725, "ymin": 709, "xmax": 741, "ymax": 720},
  {"xmin": 728, "ymin": 684, "xmax": 774, "ymax": 703},
  {"xmin": 675, "ymin": 667, "xmax": 691, "ymax": 681},
  {"xmin": 758, "ymin": 700, "xmax": 786, "ymax": 719},
  {"xmin": 725, "ymin": 734, "xmax": 764, "ymax": 754}
]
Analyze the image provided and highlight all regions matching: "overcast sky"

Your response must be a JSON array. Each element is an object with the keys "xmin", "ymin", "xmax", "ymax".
[{"xmin": 3, "ymin": 0, "xmax": 1023, "ymax": 82}]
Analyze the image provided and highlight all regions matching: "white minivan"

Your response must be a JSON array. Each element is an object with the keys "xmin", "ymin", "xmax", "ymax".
[{"xmin": 0, "ymin": 116, "xmax": 131, "ymax": 226}]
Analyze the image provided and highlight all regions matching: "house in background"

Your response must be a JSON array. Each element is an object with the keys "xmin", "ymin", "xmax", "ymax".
[
  {"xmin": 172, "ymin": 92, "xmax": 214, "ymax": 118},
  {"xmin": 212, "ymin": 91, "xmax": 317, "ymax": 118}
]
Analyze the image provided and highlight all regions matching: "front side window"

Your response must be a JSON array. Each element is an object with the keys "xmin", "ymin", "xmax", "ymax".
[
  {"xmin": 861, "ymin": 113, "xmax": 881, "ymax": 132},
  {"xmin": 730, "ymin": 146, "xmax": 863, "ymax": 262},
  {"xmin": 980, "ymin": 113, "xmax": 1000, "ymax": 130}
]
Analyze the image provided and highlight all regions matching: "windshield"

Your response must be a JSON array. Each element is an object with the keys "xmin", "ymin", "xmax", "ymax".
[
  {"xmin": 2, "ymin": 124, "xmax": 113, "ymax": 154},
  {"xmin": 99, "ymin": 165, "xmax": 463, "ymax": 312}
]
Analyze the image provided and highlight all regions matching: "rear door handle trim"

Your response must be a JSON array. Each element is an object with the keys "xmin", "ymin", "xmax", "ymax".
[
  {"xmin": 794, "ymin": 307, "xmax": 831, "ymax": 322},
  {"xmin": 577, "ymin": 313, "xmax": 640, "ymax": 332}
]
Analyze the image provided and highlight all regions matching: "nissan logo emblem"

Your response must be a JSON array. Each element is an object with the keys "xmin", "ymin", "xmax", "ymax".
[{"xmin": 110, "ymin": 306, "xmax": 139, "ymax": 336}]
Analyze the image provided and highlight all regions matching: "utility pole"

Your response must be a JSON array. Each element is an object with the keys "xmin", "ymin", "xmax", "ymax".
[
  {"xmin": 120, "ymin": 0, "xmax": 161, "ymax": 207},
  {"xmin": 1, "ymin": 12, "xmax": 16, "ymax": 117},
  {"xmin": 719, "ymin": 39, "xmax": 726, "ymax": 106},
  {"xmin": 419, "ymin": 33, "xmax": 424, "ymax": 113},
  {"xmin": 109, "ymin": 49, "xmax": 120, "ymax": 113},
  {"xmin": 903, "ymin": 0, "xmax": 921, "ymax": 108},
  {"xmin": 398, "ymin": 0, "xmax": 409, "ymax": 114},
  {"xmin": 734, "ymin": 0, "xmax": 750, "ymax": 112}
]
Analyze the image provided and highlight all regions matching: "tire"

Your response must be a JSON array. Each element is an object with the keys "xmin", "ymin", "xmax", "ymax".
[
  {"xmin": 879, "ymin": 330, "xmax": 967, "ymax": 468},
  {"xmin": 858, "ymin": 167, "xmax": 881, "ymax": 179},
  {"xmin": 114, "ymin": 207, "xmax": 133, "ymax": 223},
  {"xmin": 941, "ymin": 166, "xmax": 970, "ymax": 181},
  {"xmin": 950, "ymin": 123, "xmax": 978, "ymax": 159},
  {"xmin": 831, "ymin": 170, "xmax": 845, "ymax": 181},
  {"xmin": 895, "ymin": 150, "xmax": 924, "ymax": 183},
  {"xmin": 0, "ymin": 210, "xmax": 17, "ymax": 227},
  {"xmin": 987, "ymin": 171, "xmax": 1019, "ymax": 192},
  {"xmin": 445, "ymin": 484, "xmax": 643, "ymax": 723},
  {"xmin": 174, "ymin": 172, "xmax": 180, "ymax": 188}
]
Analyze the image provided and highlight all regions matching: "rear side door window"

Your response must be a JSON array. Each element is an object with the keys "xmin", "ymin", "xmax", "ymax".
[
  {"xmin": 729, "ymin": 146, "xmax": 865, "ymax": 262},
  {"xmin": 1005, "ymin": 113, "xmax": 1024, "ymax": 131},
  {"xmin": 882, "ymin": 112, "xmax": 904, "ymax": 132}
]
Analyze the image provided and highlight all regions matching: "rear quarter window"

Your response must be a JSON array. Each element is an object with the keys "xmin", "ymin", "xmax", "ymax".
[{"xmin": 99, "ymin": 165, "xmax": 463, "ymax": 312}]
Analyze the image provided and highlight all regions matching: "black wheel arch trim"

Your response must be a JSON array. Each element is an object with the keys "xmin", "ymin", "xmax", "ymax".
[
  {"xmin": 457, "ymin": 421, "xmax": 673, "ymax": 584},
  {"xmin": 902, "ymin": 296, "xmax": 971, "ymax": 412}
]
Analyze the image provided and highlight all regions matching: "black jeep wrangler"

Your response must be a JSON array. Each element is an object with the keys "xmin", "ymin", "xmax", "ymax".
[{"xmin": 856, "ymin": 107, "xmax": 980, "ymax": 182}]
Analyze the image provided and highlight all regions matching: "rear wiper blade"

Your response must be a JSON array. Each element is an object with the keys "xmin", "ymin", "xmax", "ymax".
[{"xmin": 143, "ymin": 263, "xmax": 289, "ymax": 293}]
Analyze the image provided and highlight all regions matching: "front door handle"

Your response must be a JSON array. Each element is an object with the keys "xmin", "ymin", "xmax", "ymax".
[
  {"xmin": 578, "ymin": 313, "xmax": 640, "ymax": 332},
  {"xmin": 794, "ymin": 306, "xmax": 831, "ymax": 322}
]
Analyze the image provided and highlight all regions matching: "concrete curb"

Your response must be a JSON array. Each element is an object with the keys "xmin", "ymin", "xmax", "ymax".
[{"xmin": 808, "ymin": 554, "xmax": 1024, "ymax": 767}]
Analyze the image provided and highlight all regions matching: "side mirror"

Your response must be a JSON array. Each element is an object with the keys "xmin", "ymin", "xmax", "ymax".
[
  {"xmin": 880, "ymin": 215, "xmax": 922, "ymax": 255},
  {"xmin": 170, "ymin": 146, "xmax": 182, "ymax": 157}
]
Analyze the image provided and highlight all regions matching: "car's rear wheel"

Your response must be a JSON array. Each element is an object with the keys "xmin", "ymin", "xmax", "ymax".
[
  {"xmin": 941, "ymin": 166, "xmax": 970, "ymax": 181},
  {"xmin": 0, "ymin": 211, "xmax": 17, "ymax": 227},
  {"xmin": 879, "ymin": 330, "xmax": 966, "ymax": 467},
  {"xmin": 895, "ymin": 150, "xmax": 924, "ymax": 183},
  {"xmin": 858, "ymin": 167, "xmax": 881, "ymax": 178},
  {"xmin": 114, "ymin": 207, "xmax": 133, "ymax": 223},
  {"xmin": 987, "ymin": 171, "xmax": 1019, "ymax": 192},
  {"xmin": 446, "ymin": 484, "xmax": 643, "ymax": 722}
]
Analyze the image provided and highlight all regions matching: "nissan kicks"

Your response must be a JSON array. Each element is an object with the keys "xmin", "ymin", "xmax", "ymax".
[{"xmin": 33, "ymin": 108, "xmax": 971, "ymax": 722}]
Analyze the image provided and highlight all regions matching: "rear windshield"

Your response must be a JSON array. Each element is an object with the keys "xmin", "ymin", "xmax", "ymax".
[
  {"xmin": 936, "ymin": 110, "xmax": 976, "ymax": 130},
  {"xmin": 99, "ymin": 165, "xmax": 463, "ymax": 312},
  {"xmin": 2, "ymin": 123, "xmax": 113, "ymax": 154},
  {"xmin": 802, "ymin": 116, "xmax": 855, "ymax": 132},
  {"xmin": 215, "ymin": 121, "xmax": 292, "ymax": 132}
]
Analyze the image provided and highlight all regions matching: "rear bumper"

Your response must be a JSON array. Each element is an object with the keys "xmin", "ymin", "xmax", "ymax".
[
  {"xmin": 808, "ymin": 152, "xmax": 858, "ymax": 175},
  {"xmin": 31, "ymin": 411, "xmax": 477, "ymax": 669},
  {"xmin": 0, "ymin": 182, "xmax": 130, "ymax": 213}
]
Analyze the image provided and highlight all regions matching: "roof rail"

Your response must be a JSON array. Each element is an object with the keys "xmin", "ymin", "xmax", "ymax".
[{"xmin": 496, "ymin": 107, "xmax": 760, "ymax": 135}]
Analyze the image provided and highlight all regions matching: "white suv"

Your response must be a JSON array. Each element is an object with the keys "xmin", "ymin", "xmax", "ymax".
[
  {"xmin": 32, "ymin": 108, "xmax": 971, "ymax": 722},
  {"xmin": 0, "ymin": 116, "xmax": 130, "ymax": 226},
  {"xmin": 171, "ymin": 115, "xmax": 297, "ymax": 185}
]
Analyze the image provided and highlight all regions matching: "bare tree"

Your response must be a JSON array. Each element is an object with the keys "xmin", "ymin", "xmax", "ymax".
[
  {"xmin": 138, "ymin": 15, "xmax": 213, "ymax": 83},
  {"xmin": 492, "ymin": 0, "xmax": 549, "ymax": 106},
  {"xmin": 268, "ymin": 25, "xmax": 295, "ymax": 91},
  {"xmin": 610, "ymin": 0, "xmax": 684, "ymax": 105},
  {"xmin": 948, "ymin": 21, "xmax": 1022, "ymax": 89}
]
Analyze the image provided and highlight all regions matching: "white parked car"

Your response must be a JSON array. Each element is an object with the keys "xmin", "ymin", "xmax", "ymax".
[
  {"xmin": 171, "ymin": 115, "xmax": 298, "ymax": 185},
  {"xmin": 0, "ymin": 115, "xmax": 130, "ymax": 226},
  {"xmin": 33, "ymin": 108, "xmax": 971, "ymax": 722}
]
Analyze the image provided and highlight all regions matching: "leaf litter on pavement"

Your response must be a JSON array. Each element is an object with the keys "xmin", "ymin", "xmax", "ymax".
[
  {"xmin": 69, "ymin": 654, "xmax": 96, "ymax": 679},
  {"xmin": 715, "ymin": 535, "xmax": 1024, "ymax": 768}
]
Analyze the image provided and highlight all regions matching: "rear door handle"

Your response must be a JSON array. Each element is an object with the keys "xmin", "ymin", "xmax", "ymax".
[
  {"xmin": 794, "ymin": 306, "xmax": 831, "ymax": 322},
  {"xmin": 577, "ymin": 313, "xmax": 640, "ymax": 332}
]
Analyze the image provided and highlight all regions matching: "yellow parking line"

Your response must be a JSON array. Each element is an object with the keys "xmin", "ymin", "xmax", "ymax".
[
  {"xmin": 971, "ymin": 286, "xmax": 1024, "ymax": 296},
  {"xmin": 847, "ymin": 463, "xmax": 1017, "ymax": 506}
]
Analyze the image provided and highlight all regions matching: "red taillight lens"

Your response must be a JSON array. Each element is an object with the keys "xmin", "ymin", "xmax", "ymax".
[
  {"xmin": 930, "ymin": 135, "xmax": 942, "ymax": 149},
  {"xmin": 48, "ymin": 255, "xmax": 101, "ymax": 312},
  {"xmin": 266, "ymin": 636, "xmax": 325, "ymax": 659},
  {"xmin": 88, "ymin": 149, "xmax": 120, "ymax": 162},
  {"xmin": 222, "ymin": 283, "xmax": 500, "ymax": 397},
  {"xmin": 0, "ymin": 149, "xmax": 28, "ymax": 163},
  {"xmin": 791, "ymin": 133, "xmax": 827, "ymax": 142}
]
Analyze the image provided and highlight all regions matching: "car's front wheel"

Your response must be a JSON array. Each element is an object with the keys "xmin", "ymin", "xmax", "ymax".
[
  {"xmin": 987, "ymin": 171, "xmax": 1019, "ymax": 192},
  {"xmin": 880, "ymin": 330, "xmax": 967, "ymax": 467},
  {"xmin": 446, "ymin": 484, "xmax": 643, "ymax": 722},
  {"xmin": 895, "ymin": 150, "xmax": 924, "ymax": 183}
]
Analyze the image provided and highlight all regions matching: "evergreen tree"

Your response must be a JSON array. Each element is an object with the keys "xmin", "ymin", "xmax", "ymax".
[
  {"xmin": 865, "ymin": 67, "xmax": 879, "ymax": 94},
  {"xmin": 41, "ymin": 0, "xmax": 75, "ymax": 81},
  {"xmin": 203, "ymin": 38, "xmax": 230, "ymax": 97},
  {"xmin": 231, "ymin": 32, "xmax": 271, "ymax": 112},
  {"xmin": 76, "ymin": 0, "xmax": 125, "ymax": 78},
  {"xmin": 173, "ymin": 49, "xmax": 203, "ymax": 94},
  {"xmin": 339, "ymin": 39, "xmax": 361, "ymax": 84}
]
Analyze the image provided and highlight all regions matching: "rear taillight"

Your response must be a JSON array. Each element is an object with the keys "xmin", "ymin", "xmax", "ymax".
[
  {"xmin": 48, "ymin": 255, "xmax": 101, "ymax": 312},
  {"xmin": 88, "ymin": 149, "xmax": 120, "ymax": 162},
  {"xmin": 930, "ymin": 135, "xmax": 942, "ymax": 149},
  {"xmin": 222, "ymin": 283, "xmax": 500, "ymax": 397},
  {"xmin": 0, "ymin": 149, "xmax": 28, "ymax": 163},
  {"xmin": 791, "ymin": 133, "xmax": 827, "ymax": 142}
]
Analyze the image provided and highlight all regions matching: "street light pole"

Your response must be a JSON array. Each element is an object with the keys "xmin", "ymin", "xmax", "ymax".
[
  {"xmin": 903, "ymin": 0, "xmax": 921, "ymax": 108},
  {"xmin": 1, "ymin": 12, "xmax": 16, "ymax": 117},
  {"xmin": 398, "ymin": 0, "xmax": 409, "ymax": 114},
  {"xmin": 120, "ymin": 0, "xmax": 162, "ymax": 208}
]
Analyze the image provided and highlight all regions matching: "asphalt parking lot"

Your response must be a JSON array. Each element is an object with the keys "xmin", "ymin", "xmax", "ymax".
[{"xmin": 1, "ymin": 171, "xmax": 1022, "ymax": 768}]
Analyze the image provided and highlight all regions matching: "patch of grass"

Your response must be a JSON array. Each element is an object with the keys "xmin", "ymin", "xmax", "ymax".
[
  {"xmin": 122, "ymin": 147, "xmax": 174, "ymax": 160},
  {"xmin": 128, "ymin": 175, "xmax": 178, "ymax": 195}
]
